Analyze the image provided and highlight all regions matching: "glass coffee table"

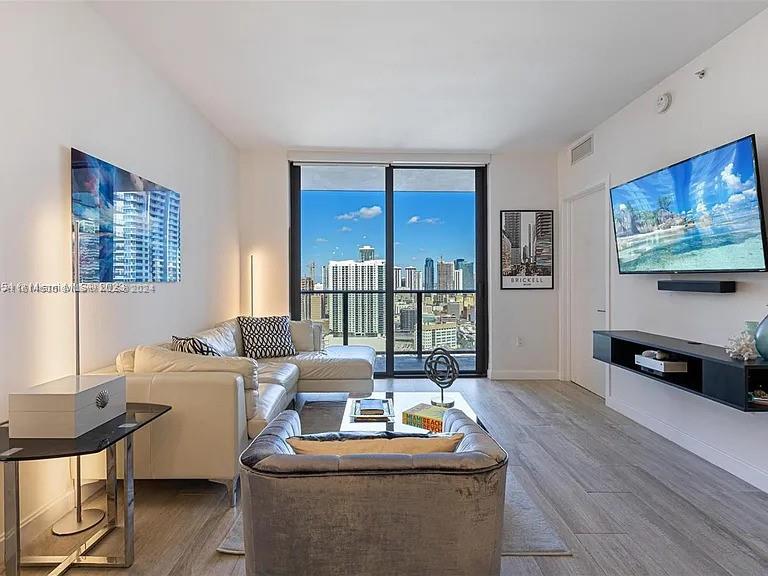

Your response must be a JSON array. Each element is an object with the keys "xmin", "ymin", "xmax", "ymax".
[{"xmin": 340, "ymin": 391, "xmax": 482, "ymax": 433}]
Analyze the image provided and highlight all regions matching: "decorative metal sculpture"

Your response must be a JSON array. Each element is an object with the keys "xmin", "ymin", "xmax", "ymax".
[{"xmin": 424, "ymin": 347, "xmax": 460, "ymax": 408}]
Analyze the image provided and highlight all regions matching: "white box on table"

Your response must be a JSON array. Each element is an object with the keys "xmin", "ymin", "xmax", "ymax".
[{"xmin": 9, "ymin": 375, "xmax": 126, "ymax": 438}]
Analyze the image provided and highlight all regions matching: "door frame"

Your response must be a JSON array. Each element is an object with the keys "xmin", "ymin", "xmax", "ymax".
[{"xmin": 559, "ymin": 177, "xmax": 612, "ymax": 397}]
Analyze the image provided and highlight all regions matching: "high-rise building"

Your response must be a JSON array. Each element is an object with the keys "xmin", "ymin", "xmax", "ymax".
[
  {"xmin": 299, "ymin": 276, "xmax": 315, "ymax": 319},
  {"xmin": 453, "ymin": 259, "xmax": 475, "ymax": 290},
  {"xmin": 400, "ymin": 308, "xmax": 417, "ymax": 332},
  {"xmin": 422, "ymin": 323, "xmax": 458, "ymax": 350},
  {"xmin": 527, "ymin": 223, "xmax": 533, "ymax": 262},
  {"xmin": 325, "ymin": 256, "xmax": 385, "ymax": 336},
  {"xmin": 307, "ymin": 261, "xmax": 317, "ymax": 283},
  {"xmin": 300, "ymin": 276, "xmax": 314, "ymax": 291},
  {"xmin": 113, "ymin": 191, "xmax": 151, "ymax": 282},
  {"xmin": 424, "ymin": 258, "xmax": 435, "ymax": 290},
  {"xmin": 148, "ymin": 189, "xmax": 181, "ymax": 282},
  {"xmin": 503, "ymin": 211, "xmax": 522, "ymax": 266},
  {"xmin": 404, "ymin": 266, "xmax": 422, "ymax": 290},
  {"xmin": 437, "ymin": 259, "xmax": 455, "ymax": 290},
  {"xmin": 453, "ymin": 269, "xmax": 463, "ymax": 291},
  {"xmin": 359, "ymin": 245, "xmax": 375, "ymax": 262},
  {"xmin": 534, "ymin": 212, "xmax": 553, "ymax": 271},
  {"xmin": 393, "ymin": 266, "xmax": 402, "ymax": 290}
]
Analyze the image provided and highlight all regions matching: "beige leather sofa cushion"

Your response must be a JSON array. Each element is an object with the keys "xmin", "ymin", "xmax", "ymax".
[
  {"xmin": 133, "ymin": 346, "xmax": 259, "ymax": 390},
  {"xmin": 289, "ymin": 320, "xmax": 315, "ymax": 352},
  {"xmin": 287, "ymin": 433, "xmax": 464, "ymax": 455},
  {"xmin": 116, "ymin": 342, "xmax": 172, "ymax": 373},
  {"xmin": 283, "ymin": 345, "xmax": 375, "ymax": 380},
  {"xmin": 216, "ymin": 318, "xmax": 245, "ymax": 356},
  {"xmin": 193, "ymin": 323, "xmax": 238, "ymax": 357},
  {"xmin": 257, "ymin": 362, "xmax": 299, "ymax": 396},
  {"xmin": 247, "ymin": 383, "xmax": 291, "ymax": 438},
  {"xmin": 116, "ymin": 348, "xmax": 137, "ymax": 373}
]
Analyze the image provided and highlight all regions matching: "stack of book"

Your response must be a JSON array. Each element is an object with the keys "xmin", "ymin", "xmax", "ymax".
[{"xmin": 402, "ymin": 403, "xmax": 446, "ymax": 432}]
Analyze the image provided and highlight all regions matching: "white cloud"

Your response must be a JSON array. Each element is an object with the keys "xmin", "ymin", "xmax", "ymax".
[
  {"xmin": 728, "ymin": 193, "xmax": 747, "ymax": 205},
  {"xmin": 336, "ymin": 205, "xmax": 382, "ymax": 220},
  {"xmin": 743, "ymin": 187, "xmax": 758, "ymax": 199},
  {"xmin": 408, "ymin": 215, "xmax": 441, "ymax": 224},
  {"xmin": 315, "ymin": 237, "xmax": 328, "ymax": 243},
  {"xmin": 338, "ymin": 226, "xmax": 352, "ymax": 232},
  {"xmin": 721, "ymin": 162, "xmax": 746, "ymax": 191},
  {"xmin": 359, "ymin": 206, "xmax": 382, "ymax": 219}
]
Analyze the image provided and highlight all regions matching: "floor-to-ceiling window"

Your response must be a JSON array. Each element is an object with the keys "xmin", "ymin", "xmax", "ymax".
[{"xmin": 290, "ymin": 163, "xmax": 487, "ymax": 377}]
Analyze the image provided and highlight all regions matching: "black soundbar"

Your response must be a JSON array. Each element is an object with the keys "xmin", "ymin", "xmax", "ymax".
[{"xmin": 657, "ymin": 280, "xmax": 736, "ymax": 293}]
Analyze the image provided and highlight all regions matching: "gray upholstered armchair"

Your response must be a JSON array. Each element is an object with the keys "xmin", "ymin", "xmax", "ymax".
[{"xmin": 239, "ymin": 409, "xmax": 508, "ymax": 576}]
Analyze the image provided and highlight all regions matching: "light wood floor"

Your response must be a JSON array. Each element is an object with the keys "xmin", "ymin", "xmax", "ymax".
[{"xmin": 17, "ymin": 379, "xmax": 768, "ymax": 576}]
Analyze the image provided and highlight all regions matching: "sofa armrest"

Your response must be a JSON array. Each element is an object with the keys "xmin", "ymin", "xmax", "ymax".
[{"xmin": 128, "ymin": 371, "xmax": 249, "ymax": 481}]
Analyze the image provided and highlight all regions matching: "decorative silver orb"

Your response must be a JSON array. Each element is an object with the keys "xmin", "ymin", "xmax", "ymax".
[{"xmin": 424, "ymin": 347, "xmax": 459, "ymax": 407}]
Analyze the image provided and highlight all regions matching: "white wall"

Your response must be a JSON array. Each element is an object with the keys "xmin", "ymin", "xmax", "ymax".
[
  {"xmin": 488, "ymin": 152, "xmax": 559, "ymax": 379},
  {"xmin": 558, "ymin": 9, "xmax": 768, "ymax": 491},
  {"xmin": 0, "ymin": 2, "xmax": 239, "ymax": 540},
  {"xmin": 239, "ymin": 148, "xmax": 560, "ymax": 378},
  {"xmin": 239, "ymin": 148, "xmax": 291, "ymax": 316}
]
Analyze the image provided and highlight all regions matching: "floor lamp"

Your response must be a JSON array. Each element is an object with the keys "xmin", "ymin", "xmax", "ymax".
[
  {"xmin": 250, "ymin": 254, "xmax": 255, "ymax": 316},
  {"xmin": 52, "ymin": 224, "xmax": 105, "ymax": 535}
]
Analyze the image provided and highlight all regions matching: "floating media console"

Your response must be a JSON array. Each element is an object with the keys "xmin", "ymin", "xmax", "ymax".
[{"xmin": 593, "ymin": 330, "xmax": 768, "ymax": 412}]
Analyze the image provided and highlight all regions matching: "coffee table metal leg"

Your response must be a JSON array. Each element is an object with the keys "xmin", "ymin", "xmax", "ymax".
[
  {"xmin": 123, "ymin": 435, "xmax": 134, "ymax": 566},
  {"xmin": 4, "ymin": 461, "xmax": 20, "ymax": 576}
]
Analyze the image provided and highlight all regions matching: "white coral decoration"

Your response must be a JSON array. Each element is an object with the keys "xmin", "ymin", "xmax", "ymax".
[{"xmin": 726, "ymin": 331, "xmax": 759, "ymax": 361}]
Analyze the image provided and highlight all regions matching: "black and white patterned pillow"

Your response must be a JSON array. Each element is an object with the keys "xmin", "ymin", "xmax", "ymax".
[
  {"xmin": 238, "ymin": 315, "xmax": 296, "ymax": 359},
  {"xmin": 171, "ymin": 336, "xmax": 222, "ymax": 357}
]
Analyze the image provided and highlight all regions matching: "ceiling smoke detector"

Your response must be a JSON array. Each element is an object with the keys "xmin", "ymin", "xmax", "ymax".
[{"xmin": 656, "ymin": 92, "xmax": 672, "ymax": 114}]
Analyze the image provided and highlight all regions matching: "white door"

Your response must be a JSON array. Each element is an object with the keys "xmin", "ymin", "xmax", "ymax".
[{"xmin": 569, "ymin": 187, "xmax": 607, "ymax": 397}]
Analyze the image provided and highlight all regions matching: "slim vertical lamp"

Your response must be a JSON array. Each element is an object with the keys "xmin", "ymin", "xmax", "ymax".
[
  {"xmin": 250, "ymin": 254, "xmax": 256, "ymax": 316},
  {"xmin": 52, "ymin": 224, "xmax": 105, "ymax": 535}
]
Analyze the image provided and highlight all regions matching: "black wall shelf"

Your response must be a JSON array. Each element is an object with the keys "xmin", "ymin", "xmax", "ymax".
[{"xmin": 593, "ymin": 330, "xmax": 768, "ymax": 412}]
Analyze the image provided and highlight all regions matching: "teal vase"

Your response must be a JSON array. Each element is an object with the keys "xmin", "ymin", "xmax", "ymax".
[{"xmin": 755, "ymin": 315, "xmax": 768, "ymax": 359}]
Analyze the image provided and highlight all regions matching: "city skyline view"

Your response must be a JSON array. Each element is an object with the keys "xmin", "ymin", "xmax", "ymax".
[
  {"xmin": 297, "ymin": 165, "xmax": 480, "ymax": 372},
  {"xmin": 300, "ymin": 189, "xmax": 476, "ymax": 283}
]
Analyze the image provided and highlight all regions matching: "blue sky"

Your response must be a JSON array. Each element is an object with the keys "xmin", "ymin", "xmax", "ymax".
[
  {"xmin": 611, "ymin": 136, "xmax": 758, "ymax": 221},
  {"xmin": 300, "ymin": 190, "xmax": 476, "ymax": 279}
]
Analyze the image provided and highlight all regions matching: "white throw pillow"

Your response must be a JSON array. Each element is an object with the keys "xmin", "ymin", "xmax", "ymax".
[{"xmin": 133, "ymin": 345, "xmax": 258, "ymax": 390}]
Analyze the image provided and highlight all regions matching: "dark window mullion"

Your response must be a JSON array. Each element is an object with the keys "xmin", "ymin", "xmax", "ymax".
[{"xmin": 385, "ymin": 166, "xmax": 395, "ymax": 376}]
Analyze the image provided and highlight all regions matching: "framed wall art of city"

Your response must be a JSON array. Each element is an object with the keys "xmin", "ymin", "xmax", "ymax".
[
  {"xmin": 72, "ymin": 149, "xmax": 181, "ymax": 283},
  {"xmin": 500, "ymin": 209, "xmax": 553, "ymax": 290}
]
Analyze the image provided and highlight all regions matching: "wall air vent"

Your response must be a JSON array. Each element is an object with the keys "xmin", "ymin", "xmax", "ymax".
[{"xmin": 570, "ymin": 135, "xmax": 594, "ymax": 165}]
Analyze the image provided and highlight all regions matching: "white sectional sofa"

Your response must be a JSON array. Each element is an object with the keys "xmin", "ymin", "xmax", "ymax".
[{"xmin": 83, "ymin": 318, "xmax": 375, "ymax": 503}]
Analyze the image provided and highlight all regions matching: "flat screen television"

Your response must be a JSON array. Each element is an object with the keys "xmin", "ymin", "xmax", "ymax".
[{"xmin": 610, "ymin": 135, "xmax": 768, "ymax": 274}]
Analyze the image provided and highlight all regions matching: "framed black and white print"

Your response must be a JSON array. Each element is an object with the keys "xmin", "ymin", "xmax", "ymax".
[{"xmin": 500, "ymin": 210, "xmax": 554, "ymax": 290}]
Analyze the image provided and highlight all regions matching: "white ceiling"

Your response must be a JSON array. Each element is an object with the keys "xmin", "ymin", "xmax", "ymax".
[{"xmin": 92, "ymin": 1, "xmax": 767, "ymax": 152}]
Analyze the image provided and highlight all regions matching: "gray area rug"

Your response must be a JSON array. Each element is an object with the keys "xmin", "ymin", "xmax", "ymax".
[{"xmin": 218, "ymin": 399, "xmax": 569, "ymax": 557}]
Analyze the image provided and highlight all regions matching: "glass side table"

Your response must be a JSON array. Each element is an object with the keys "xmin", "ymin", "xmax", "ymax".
[{"xmin": 0, "ymin": 402, "xmax": 171, "ymax": 576}]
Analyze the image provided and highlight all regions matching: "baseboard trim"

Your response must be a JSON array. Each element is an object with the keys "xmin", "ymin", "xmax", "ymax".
[
  {"xmin": 607, "ymin": 396, "xmax": 768, "ymax": 493},
  {"xmin": 488, "ymin": 369, "xmax": 559, "ymax": 381},
  {"xmin": 0, "ymin": 480, "xmax": 103, "ymax": 563}
]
